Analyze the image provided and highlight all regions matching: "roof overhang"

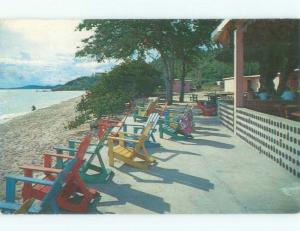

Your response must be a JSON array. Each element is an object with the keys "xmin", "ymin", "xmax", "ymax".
[{"xmin": 211, "ymin": 19, "xmax": 233, "ymax": 44}]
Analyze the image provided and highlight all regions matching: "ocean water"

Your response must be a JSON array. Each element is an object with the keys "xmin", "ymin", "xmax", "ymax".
[{"xmin": 0, "ymin": 89, "xmax": 84, "ymax": 124}]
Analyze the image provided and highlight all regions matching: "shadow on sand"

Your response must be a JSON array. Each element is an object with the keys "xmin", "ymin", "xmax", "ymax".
[
  {"xmin": 192, "ymin": 130, "xmax": 232, "ymax": 138},
  {"xmin": 118, "ymin": 164, "xmax": 214, "ymax": 192},
  {"xmin": 173, "ymin": 138, "xmax": 235, "ymax": 149},
  {"xmin": 91, "ymin": 180, "xmax": 170, "ymax": 213},
  {"xmin": 151, "ymin": 146, "xmax": 202, "ymax": 162},
  {"xmin": 194, "ymin": 126, "xmax": 220, "ymax": 131}
]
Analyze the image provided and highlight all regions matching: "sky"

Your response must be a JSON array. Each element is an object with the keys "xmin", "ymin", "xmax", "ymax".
[{"xmin": 0, "ymin": 20, "xmax": 116, "ymax": 88}]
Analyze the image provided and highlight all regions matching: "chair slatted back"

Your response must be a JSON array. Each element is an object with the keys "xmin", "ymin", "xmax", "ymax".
[
  {"xmin": 40, "ymin": 158, "xmax": 77, "ymax": 210},
  {"xmin": 95, "ymin": 127, "xmax": 113, "ymax": 153},
  {"xmin": 134, "ymin": 123, "xmax": 153, "ymax": 152},
  {"xmin": 145, "ymin": 112, "xmax": 160, "ymax": 129},
  {"xmin": 73, "ymin": 135, "xmax": 92, "ymax": 171}
]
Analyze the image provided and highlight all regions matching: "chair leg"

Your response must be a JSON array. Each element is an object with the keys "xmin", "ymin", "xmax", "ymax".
[
  {"xmin": 108, "ymin": 151, "xmax": 114, "ymax": 167},
  {"xmin": 117, "ymin": 154, "xmax": 149, "ymax": 170},
  {"xmin": 108, "ymin": 139, "xmax": 114, "ymax": 167},
  {"xmin": 135, "ymin": 153, "xmax": 156, "ymax": 163}
]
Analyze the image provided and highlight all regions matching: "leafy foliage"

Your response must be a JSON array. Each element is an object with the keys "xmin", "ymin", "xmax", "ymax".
[
  {"xmin": 169, "ymin": 20, "xmax": 220, "ymax": 101},
  {"xmin": 245, "ymin": 20, "xmax": 299, "ymax": 94},
  {"xmin": 160, "ymin": 49, "xmax": 258, "ymax": 91},
  {"xmin": 66, "ymin": 61, "xmax": 161, "ymax": 128},
  {"xmin": 217, "ymin": 19, "xmax": 299, "ymax": 94},
  {"xmin": 76, "ymin": 19, "xmax": 220, "ymax": 103}
]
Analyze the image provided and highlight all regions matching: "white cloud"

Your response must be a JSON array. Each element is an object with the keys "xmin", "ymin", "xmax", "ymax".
[{"xmin": 0, "ymin": 19, "xmax": 116, "ymax": 87}]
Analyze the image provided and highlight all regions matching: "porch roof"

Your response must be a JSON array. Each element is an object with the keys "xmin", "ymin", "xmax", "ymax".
[{"xmin": 211, "ymin": 19, "xmax": 233, "ymax": 44}]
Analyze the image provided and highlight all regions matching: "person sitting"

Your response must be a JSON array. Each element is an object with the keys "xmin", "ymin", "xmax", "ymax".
[
  {"xmin": 257, "ymin": 88, "xmax": 268, "ymax": 101},
  {"xmin": 247, "ymin": 86, "xmax": 255, "ymax": 100},
  {"xmin": 281, "ymin": 87, "xmax": 295, "ymax": 101}
]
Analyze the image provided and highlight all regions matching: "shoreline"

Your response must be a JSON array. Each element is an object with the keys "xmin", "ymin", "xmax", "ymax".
[
  {"xmin": 0, "ymin": 90, "xmax": 85, "ymax": 124},
  {"xmin": 0, "ymin": 96, "xmax": 90, "ymax": 198}
]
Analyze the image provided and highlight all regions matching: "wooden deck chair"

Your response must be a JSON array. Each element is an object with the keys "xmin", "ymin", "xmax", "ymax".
[
  {"xmin": 0, "ymin": 159, "xmax": 77, "ymax": 214},
  {"xmin": 21, "ymin": 135, "xmax": 99, "ymax": 213},
  {"xmin": 123, "ymin": 112, "xmax": 160, "ymax": 148},
  {"xmin": 159, "ymin": 108, "xmax": 194, "ymax": 140},
  {"xmin": 196, "ymin": 100, "xmax": 217, "ymax": 116},
  {"xmin": 53, "ymin": 127, "xmax": 113, "ymax": 184},
  {"xmin": 53, "ymin": 116, "xmax": 127, "ymax": 183},
  {"xmin": 108, "ymin": 124, "xmax": 156, "ymax": 170}
]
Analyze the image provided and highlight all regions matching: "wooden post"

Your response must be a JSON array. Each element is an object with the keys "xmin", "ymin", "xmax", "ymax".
[{"xmin": 234, "ymin": 21, "xmax": 244, "ymax": 134}]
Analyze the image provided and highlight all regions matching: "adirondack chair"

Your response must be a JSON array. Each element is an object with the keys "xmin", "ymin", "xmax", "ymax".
[
  {"xmin": 123, "ymin": 112, "xmax": 160, "ymax": 148},
  {"xmin": 53, "ymin": 127, "xmax": 113, "ymax": 184},
  {"xmin": 196, "ymin": 100, "xmax": 217, "ymax": 116},
  {"xmin": 108, "ymin": 123, "xmax": 156, "ymax": 170},
  {"xmin": 53, "ymin": 116, "xmax": 127, "ymax": 183},
  {"xmin": 21, "ymin": 135, "xmax": 100, "ymax": 213},
  {"xmin": 0, "ymin": 159, "xmax": 77, "ymax": 214},
  {"xmin": 161, "ymin": 104, "xmax": 189, "ymax": 129},
  {"xmin": 133, "ymin": 99, "xmax": 158, "ymax": 122},
  {"xmin": 159, "ymin": 108, "xmax": 194, "ymax": 140}
]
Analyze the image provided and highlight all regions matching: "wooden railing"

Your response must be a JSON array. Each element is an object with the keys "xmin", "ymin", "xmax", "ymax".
[{"xmin": 244, "ymin": 99, "xmax": 300, "ymax": 119}]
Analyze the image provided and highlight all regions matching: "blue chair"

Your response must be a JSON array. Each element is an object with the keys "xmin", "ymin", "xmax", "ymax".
[{"xmin": 0, "ymin": 159, "xmax": 77, "ymax": 214}]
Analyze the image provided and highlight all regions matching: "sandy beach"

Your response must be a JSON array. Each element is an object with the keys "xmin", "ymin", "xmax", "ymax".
[{"xmin": 0, "ymin": 97, "xmax": 90, "ymax": 198}]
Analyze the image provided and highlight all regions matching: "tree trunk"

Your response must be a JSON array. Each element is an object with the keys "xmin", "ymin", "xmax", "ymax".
[
  {"xmin": 258, "ymin": 51, "xmax": 280, "ymax": 96},
  {"xmin": 179, "ymin": 60, "xmax": 186, "ymax": 102},
  {"xmin": 164, "ymin": 78, "xmax": 173, "ymax": 105},
  {"xmin": 162, "ymin": 56, "xmax": 175, "ymax": 105}
]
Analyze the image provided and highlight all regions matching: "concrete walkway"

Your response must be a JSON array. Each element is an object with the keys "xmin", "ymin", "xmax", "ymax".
[{"xmin": 92, "ymin": 112, "xmax": 300, "ymax": 214}]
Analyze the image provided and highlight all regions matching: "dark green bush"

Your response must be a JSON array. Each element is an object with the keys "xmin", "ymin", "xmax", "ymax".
[{"xmin": 67, "ymin": 60, "xmax": 161, "ymax": 128}]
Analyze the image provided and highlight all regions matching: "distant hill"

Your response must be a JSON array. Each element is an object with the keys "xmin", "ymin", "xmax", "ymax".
[
  {"xmin": 0, "ymin": 85, "xmax": 57, "ymax": 89},
  {"xmin": 0, "ymin": 74, "xmax": 102, "ymax": 91},
  {"xmin": 52, "ymin": 75, "xmax": 101, "ymax": 91}
]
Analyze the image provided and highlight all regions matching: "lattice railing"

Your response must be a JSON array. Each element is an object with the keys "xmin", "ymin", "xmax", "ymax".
[
  {"xmin": 236, "ymin": 107, "xmax": 300, "ymax": 178},
  {"xmin": 218, "ymin": 101, "xmax": 234, "ymax": 132}
]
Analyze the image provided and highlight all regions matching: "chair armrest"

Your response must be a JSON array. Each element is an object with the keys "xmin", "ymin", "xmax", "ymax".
[
  {"xmin": 20, "ymin": 165, "xmax": 61, "ymax": 174},
  {"xmin": 53, "ymin": 146, "xmax": 95, "ymax": 154},
  {"xmin": 44, "ymin": 153, "xmax": 75, "ymax": 159},
  {"xmin": 6, "ymin": 175, "xmax": 55, "ymax": 186},
  {"xmin": 123, "ymin": 123, "xmax": 144, "ymax": 128},
  {"xmin": 67, "ymin": 140, "xmax": 98, "ymax": 146},
  {"xmin": 119, "ymin": 131, "xmax": 142, "ymax": 136},
  {"xmin": 108, "ymin": 136, "xmax": 139, "ymax": 143}
]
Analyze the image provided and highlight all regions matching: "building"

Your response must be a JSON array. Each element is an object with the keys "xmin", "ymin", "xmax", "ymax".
[
  {"xmin": 172, "ymin": 79, "xmax": 193, "ymax": 93},
  {"xmin": 212, "ymin": 19, "xmax": 300, "ymax": 179},
  {"xmin": 223, "ymin": 75, "xmax": 260, "ymax": 93}
]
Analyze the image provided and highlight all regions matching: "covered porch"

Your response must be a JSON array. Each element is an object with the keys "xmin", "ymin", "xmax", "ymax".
[
  {"xmin": 91, "ymin": 113, "xmax": 300, "ymax": 213},
  {"xmin": 212, "ymin": 19, "xmax": 300, "ymax": 179}
]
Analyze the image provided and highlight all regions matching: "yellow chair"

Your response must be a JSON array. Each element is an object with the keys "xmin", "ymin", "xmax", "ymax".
[{"xmin": 108, "ymin": 124, "xmax": 156, "ymax": 170}]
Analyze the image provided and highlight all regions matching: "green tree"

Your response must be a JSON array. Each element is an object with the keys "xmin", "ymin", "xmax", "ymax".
[
  {"xmin": 217, "ymin": 19, "xmax": 299, "ymax": 95},
  {"xmin": 67, "ymin": 60, "xmax": 161, "ymax": 128},
  {"xmin": 171, "ymin": 20, "xmax": 220, "ymax": 102},
  {"xmin": 76, "ymin": 19, "xmax": 220, "ymax": 104},
  {"xmin": 244, "ymin": 19, "xmax": 299, "ymax": 94},
  {"xmin": 76, "ymin": 20, "xmax": 176, "ymax": 104}
]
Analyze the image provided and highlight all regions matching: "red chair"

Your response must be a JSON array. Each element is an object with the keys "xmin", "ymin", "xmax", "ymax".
[
  {"xmin": 196, "ymin": 100, "xmax": 217, "ymax": 116},
  {"xmin": 21, "ymin": 135, "xmax": 99, "ymax": 213}
]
